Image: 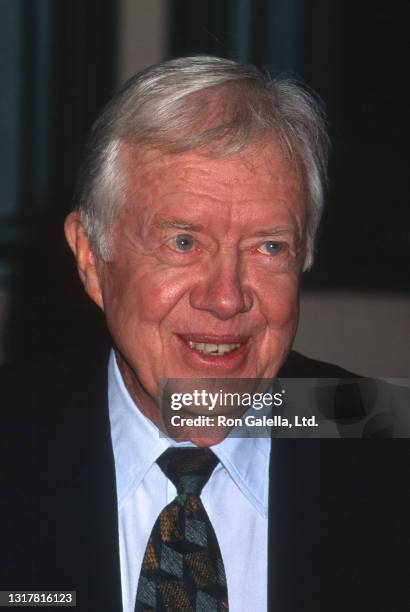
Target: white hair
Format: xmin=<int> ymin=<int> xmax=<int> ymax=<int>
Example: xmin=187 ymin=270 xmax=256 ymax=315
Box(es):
xmin=75 ymin=55 xmax=329 ymax=269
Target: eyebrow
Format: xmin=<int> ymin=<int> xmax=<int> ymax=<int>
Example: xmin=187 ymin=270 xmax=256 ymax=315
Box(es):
xmin=153 ymin=217 xmax=205 ymax=232
xmin=153 ymin=218 xmax=300 ymax=243
xmin=252 ymin=228 xmax=298 ymax=239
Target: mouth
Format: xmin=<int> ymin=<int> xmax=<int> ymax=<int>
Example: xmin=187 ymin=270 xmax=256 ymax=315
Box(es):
xmin=177 ymin=334 xmax=250 ymax=370
xmin=186 ymin=340 xmax=241 ymax=356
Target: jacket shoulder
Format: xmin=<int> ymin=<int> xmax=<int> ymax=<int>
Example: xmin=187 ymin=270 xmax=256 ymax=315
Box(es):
xmin=0 ymin=348 xmax=111 ymax=468
xmin=0 ymin=348 xmax=110 ymax=411
xmin=278 ymin=350 xmax=357 ymax=378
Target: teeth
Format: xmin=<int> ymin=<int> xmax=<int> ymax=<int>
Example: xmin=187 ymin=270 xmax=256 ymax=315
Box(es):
xmin=187 ymin=341 xmax=241 ymax=355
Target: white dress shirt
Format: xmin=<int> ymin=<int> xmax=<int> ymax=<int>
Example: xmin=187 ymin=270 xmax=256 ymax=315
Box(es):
xmin=107 ymin=351 xmax=270 ymax=612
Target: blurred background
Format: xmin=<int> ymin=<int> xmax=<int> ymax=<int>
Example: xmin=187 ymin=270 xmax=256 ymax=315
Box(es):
xmin=0 ymin=0 xmax=408 ymax=377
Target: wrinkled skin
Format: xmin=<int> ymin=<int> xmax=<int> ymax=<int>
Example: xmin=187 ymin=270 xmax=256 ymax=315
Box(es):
xmin=65 ymin=142 xmax=307 ymax=443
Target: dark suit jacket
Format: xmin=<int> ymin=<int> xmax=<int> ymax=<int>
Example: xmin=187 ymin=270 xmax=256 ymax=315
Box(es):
xmin=1 ymin=349 xmax=409 ymax=611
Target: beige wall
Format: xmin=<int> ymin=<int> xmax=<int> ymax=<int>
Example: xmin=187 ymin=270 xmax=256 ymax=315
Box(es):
xmin=117 ymin=0 xmax=168 ymax=84
xmin=294 ymin=291 xmax=410 ymax=378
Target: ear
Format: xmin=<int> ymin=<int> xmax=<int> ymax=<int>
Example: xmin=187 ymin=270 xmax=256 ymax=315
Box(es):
xmin=64 ymin=211 xmax=104 ymax=310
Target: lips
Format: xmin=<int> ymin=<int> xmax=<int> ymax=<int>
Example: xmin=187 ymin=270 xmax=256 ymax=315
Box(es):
xmin=187 ymin=341 xmax=241 ymax=355
xmin=177 ymin=333 xmax=251 ymax=371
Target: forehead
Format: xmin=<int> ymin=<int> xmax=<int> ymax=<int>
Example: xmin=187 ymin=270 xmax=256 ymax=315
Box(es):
xmin=120 ymin=141 xmax=305 ymax=225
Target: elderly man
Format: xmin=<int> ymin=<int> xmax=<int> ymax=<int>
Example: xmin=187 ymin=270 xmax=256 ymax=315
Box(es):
xmin=1 ymin=56 xmax=409 ymax=612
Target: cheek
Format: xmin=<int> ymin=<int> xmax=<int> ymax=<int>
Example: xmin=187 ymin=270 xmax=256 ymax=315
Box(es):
xmin=259 ymin=276 xmax=300 ymax=330
xmin=124 ymin=269 xmax=191 ymax=325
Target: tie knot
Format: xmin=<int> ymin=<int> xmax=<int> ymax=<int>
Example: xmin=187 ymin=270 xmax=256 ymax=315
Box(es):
xmin=157 ymin=447 xmax=219 ymax=496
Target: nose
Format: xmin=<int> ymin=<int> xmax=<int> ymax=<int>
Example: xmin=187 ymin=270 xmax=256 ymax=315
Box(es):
xmin=189 ymin=252 xmax=253 ymax=320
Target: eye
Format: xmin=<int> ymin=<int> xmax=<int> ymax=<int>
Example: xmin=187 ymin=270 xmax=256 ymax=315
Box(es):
xmin=166 ymin=234 xmax=195 ymax=252
xmin=257 ymin=241 xmax=285 ymax=256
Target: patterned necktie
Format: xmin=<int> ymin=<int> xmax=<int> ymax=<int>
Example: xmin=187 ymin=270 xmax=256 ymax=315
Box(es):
xmin=135 ymin=447 xmax=229 ymax=611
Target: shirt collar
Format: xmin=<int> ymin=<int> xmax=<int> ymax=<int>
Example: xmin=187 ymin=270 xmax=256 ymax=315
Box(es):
xmin=108 ymin=350 xmax=270 ymax=517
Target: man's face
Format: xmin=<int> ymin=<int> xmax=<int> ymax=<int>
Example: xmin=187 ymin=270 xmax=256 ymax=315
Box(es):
xmin=81 ymin=142 xmax=306 ymax=419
